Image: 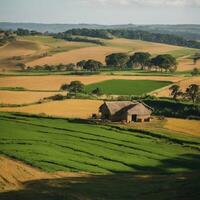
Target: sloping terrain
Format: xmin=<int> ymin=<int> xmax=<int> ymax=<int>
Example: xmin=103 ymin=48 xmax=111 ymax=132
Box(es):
xmin=0 ymin=155 xmax=86 ymax=192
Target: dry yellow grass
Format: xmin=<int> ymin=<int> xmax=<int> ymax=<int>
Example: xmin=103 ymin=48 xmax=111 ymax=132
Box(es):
xmin=0 ymin=91 xmax=65 ymax=104
xmin=27 ymin=46 xmax=125 ymax=66
xmin=0 ymin=41 xmax=36 ymax=59
xmin=0 ymin=99 xmax=103 ymax=119
xmin=105 ymin=38 xmax=182 ymax=54
xmin=177 ymin=58 xmax=200 ymax=71
xmin=0 ymin=155 xmax=87 ymax=192
xmin=153 ymin=76 xmax=200 ymax=97
xmin=164 ymin=118 xmax=200 ymax=137
xmin=0 ymin=75 xmax=184 ymax=91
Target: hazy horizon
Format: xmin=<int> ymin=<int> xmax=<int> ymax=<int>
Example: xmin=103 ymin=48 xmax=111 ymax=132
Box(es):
xmin=0 ymin=0 xmax=200 ymax=24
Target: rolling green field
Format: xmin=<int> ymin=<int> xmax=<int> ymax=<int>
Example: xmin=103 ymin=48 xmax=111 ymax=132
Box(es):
xmin=85 ymin=79 xmax=172 ymax=95
xmin=0 ymin=112 xmax=200 ymax=174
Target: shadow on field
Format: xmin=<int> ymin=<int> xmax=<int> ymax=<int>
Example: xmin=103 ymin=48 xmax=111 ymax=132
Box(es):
xmin=1 ymin=154 xmax=200 ymax=200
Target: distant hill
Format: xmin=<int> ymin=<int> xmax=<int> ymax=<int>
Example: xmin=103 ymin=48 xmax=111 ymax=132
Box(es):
xmin=0 ymin=22 xmax=200 ymax=40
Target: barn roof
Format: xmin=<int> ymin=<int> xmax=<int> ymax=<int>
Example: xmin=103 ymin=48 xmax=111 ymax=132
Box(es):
xmin=101 ymin=101 xmax=152 ymax=115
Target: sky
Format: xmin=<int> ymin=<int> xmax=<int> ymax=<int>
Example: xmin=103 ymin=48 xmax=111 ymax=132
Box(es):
xmin=0 ymin=0 xmax=200 ymax=24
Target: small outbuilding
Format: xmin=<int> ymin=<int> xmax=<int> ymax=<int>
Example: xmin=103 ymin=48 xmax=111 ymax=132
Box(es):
xmin=99 ymin=101 xmax=153 ymax=123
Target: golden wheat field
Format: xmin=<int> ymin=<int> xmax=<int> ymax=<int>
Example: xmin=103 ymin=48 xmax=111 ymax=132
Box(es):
xmin=104 ymin=38 xmax=183 ymax=53
xmin=164 ymin=118 xmax=200 ymax=137
xmin=177 ymin=58 xmax=200 ymax=71
xmin=0 ymin=99 xmax=103 ymax=119
xmin=27 ymin=46 xmax=125 ymax=66
xmin=0 ymin=75 xmax=184 ymax=91
xmin=0 ymin=91 xmax=65 ymax=104
xmin=153 ymin=76 xmax=200 ymax=97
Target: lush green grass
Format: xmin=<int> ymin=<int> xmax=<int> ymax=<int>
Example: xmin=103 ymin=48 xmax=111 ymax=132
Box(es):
xmin=0 ymin=112 xmax=199 ymax=174
xmin=85 ymin=79 xmax=172 ymax=95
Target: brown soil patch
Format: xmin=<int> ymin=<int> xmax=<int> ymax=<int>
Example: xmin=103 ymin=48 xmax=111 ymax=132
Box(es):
xmin=27 ymin=46 xmax=125 ymax=66
xmin=164 ymin=118 xmax=200 ymax=137
xmin=0 ymin=155 xmax=87 ymax=192
xmin=0 ymin=75 xmax=184 ymax=91
xmin=0 ymin=99 xmax=103 ymax=119
xmin=0 ymin=91 xmax=65 ymax=104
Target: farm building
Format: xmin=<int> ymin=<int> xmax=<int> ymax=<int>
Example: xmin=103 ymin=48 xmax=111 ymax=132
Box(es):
xmin=99 ymin=101 xmax=153 ymax=123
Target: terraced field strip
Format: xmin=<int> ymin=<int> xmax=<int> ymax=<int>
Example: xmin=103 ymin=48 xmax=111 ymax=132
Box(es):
xmin=0 ymin=91 xmax=65 ymax=104
xmin=85 ymin=79 xmax=172 ymax=95
xmin=0 ymin=99 xmax=103 ymax=118
xmin=0 ymin=75 xmax=184 ymax=91
xmin=0 ymin=112 xmax=200 ymax=174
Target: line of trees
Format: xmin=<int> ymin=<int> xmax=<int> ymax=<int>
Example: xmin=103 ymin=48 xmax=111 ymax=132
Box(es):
xmin=14 ymin=28 xmax=42 ymax=36
xmin=169 ymin=84 xmax=200 ymax=103
xmin=53 ymin=33 xmax=104 ymax=45
xmin=62 ymin=28 xmax=200 ymax=49
xmin=105 ymin=52 xmax=177 ymax=72
xmin=0 ymin=30 xmax=15 ymax=46
xmin=23 ymin=59 xmax=104 ymax=72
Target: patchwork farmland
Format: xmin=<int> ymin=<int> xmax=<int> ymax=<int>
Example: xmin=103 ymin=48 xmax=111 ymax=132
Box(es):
xmin=0 ymin=28 xmax=200 ymax=200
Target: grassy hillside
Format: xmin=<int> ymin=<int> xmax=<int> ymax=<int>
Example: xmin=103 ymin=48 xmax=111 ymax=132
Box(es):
xmin=85 ymin=80 xmax=172 ymax=95
xmin=0 ymin=112 xmax=199 ymax=174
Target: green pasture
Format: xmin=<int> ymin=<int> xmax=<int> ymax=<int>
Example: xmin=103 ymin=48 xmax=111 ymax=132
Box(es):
xmin=85 ymin=79 xmax=172 ymax=95
xmin=0 ymin=112 xmax=199 ymax=174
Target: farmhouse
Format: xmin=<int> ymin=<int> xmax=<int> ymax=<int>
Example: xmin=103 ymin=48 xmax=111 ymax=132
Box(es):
xmin=99 ymin=101 xmax=153 ymax=123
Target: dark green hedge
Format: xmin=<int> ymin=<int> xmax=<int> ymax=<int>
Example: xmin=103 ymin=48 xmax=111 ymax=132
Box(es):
xmin=143 ymin=99 xmax=200 ymax=119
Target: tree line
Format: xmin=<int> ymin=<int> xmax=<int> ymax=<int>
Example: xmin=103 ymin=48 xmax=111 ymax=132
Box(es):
xmin=63 ymin=28 xmax=200 ymax=49
xmin=105 ymin=52 xmax=177 ymax=72
xmin=0 ymin=30 xmax=15 ymax=46
xmin=21 ymin=52 xmax=177 ymax=73
xmin=53 ymin=33 xmax=104 ymax=45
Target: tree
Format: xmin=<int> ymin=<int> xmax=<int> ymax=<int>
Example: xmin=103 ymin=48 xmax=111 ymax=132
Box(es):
xmin=192 ymin=53 xmax=200 ymax=65
xmin=16 ymin=63 xmax=26 ymax=71
xmin=92 ymin=87 xmax=103 ymax=96
xmin=185 ymin=84 xmax=199 ymax=103
xmin=191 ymin=68 xmax=200 ymax=76
xmin=77 ymin=60 xmax=87 ymax=68
xmin=68 ymin=81 xmax=85 ymax=93
xmin=60 ymin=84 xmax=69 ymax=91
xmin=83 ymin=60 xmax=103 ymax=71
xmin=105 ymin=53 xmax=129 ymax=69
xmin=169 ymin=85 xmax=182 ymax=101
xmin=129 ymin=52 xmax=151 ymax=70
xmin=151 ymin=54 xmax=177 ymax=72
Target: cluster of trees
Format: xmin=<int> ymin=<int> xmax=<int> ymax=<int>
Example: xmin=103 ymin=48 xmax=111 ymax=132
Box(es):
xmin=0 ymin=30 xmax=15 ymax=46
xmin=60 ymin=81 xmax=102 ymax=96
xmin=24 ymin=63 xmax=77 ymax=72
xmin=14 ymin=28 xmax=42 ymax=36
xmin=22 ymin=59 xmax=104 ymax=72
xmin=62 ymin=28 xmax=200 ymax=49
xmin=191 ymin=68 xmax=200 ymax=76
xmin=106 ymin=52 xmax=177 ymax=72
xmin=64 ymin=29 xmax=113 ymax=39
xmin=193 ymin=53 xmax=200 ymax=65
xmin=54 ymin=33 xmax=104 ymax=45
xmin=169 ymin=84 xmax=200 ymax=103
xmin=77 ymin=60 xmax=103 ymax=71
